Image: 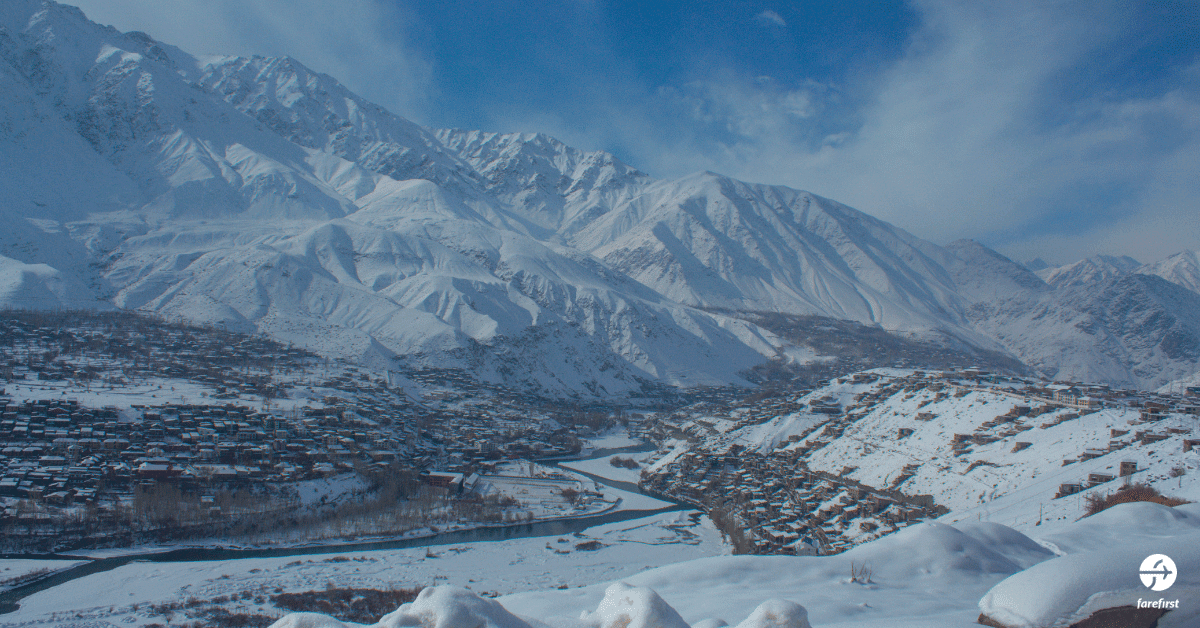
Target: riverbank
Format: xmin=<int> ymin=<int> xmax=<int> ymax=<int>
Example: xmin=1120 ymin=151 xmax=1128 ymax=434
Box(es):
xmin=0 ymin=439 xmax=707 ymax=619
xmin=0 ymin=508 xmax=728 ymax=627
xmin=3 ymin=445 xmax=670 ymax=563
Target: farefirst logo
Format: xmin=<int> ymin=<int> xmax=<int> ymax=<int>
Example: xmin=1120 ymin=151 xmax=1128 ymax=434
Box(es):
xmin=1136 ymin=598 xmax=1180 ymax=610
xmin=1139 ymin=554 xmax=1177 ymax=591
xmin=1137 ymin=554 xmax=1180 ymax=611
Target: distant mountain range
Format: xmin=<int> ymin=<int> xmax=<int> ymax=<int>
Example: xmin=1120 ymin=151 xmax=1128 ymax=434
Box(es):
xmin=1 ymin=0 xmax=1198 ymax=394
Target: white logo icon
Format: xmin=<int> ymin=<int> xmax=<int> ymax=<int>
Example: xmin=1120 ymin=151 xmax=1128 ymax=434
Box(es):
xmin=1140 ymin=554 xmax=1177 ymax=591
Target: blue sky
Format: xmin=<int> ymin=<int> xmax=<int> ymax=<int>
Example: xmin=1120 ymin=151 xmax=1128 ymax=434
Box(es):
xmin=66 ymin=0 xmax=1200 ymax=265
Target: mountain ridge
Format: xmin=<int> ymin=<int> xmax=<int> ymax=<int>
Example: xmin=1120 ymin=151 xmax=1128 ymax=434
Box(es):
xmin=1 ymin=0 xmax=1197 ymax=394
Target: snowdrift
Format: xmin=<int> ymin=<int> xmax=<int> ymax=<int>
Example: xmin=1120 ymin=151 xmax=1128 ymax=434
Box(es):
xmin=268 ymin=504 xmax=1199 ymax=628
xmin=979 ymin=504 xmax=1200 ymax=628
xmin=269 ymin=584 xmax=809 ymax=628
xmin=269 ymin=587 xmax=534 ymax=628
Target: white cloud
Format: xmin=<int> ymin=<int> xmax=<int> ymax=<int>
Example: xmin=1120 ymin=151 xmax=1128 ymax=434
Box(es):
xmin=756 ymin=10 xmax=786 ymax=28
xmin=629 ymin=0 xmax=1200 ymax=263
xmin=63 ymin=0 xmax=435 ymax=121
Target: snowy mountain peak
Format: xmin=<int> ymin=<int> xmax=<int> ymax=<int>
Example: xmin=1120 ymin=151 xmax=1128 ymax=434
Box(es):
xmin=197 ymin=54 xmax=485 ymax=199
xmin=434 ymin=128 xmax=650 ymax=235
xmin=1036 ymin=254 xmax=1141 ymax=288
xmin=1138 ymin=249 xmax=1200 ymax=295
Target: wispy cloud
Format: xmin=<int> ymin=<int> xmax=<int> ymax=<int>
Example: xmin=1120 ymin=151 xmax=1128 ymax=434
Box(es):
xmin=620 ymin=0 xmax=1200 ymax=263
xmin=756 ymin=10 xmax=786 ymax=28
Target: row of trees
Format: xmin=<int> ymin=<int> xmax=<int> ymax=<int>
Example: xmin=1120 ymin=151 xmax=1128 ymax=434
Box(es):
xmin=2 ymin=467 xmax=532 ymax=551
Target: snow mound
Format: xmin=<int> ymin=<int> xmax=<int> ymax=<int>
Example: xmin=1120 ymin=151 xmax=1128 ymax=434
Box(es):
xmin=376 ymin=587 xmax=533 ymax=628
xmin=954 ymin=522 xmax=1057 ymax=570
xmin=269 ymin=612 xmax=356 ymax=628
xmin=1036 ymin=502 xmax=1200 ymax=556
xmin=839 ymin=520 xmax=1036 ymax=578
xmin=731 ymin=599 xmax=810 ymax=628
xmin=269 ymin=587 xmax=532 ymax=628
xmin=579 ymin=582 xmax=690 ymax=628
xmin=978 ymin=532 xmax=1200 ymax=628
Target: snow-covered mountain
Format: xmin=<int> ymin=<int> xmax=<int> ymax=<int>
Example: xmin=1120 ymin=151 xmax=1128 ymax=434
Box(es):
xmin=1035 ymin=250 xmax=1200 ymax=298
xmin=949 ymin=244 xmax=1200 ymax=389
xmin=2 ymin=0 xmax=1198 ymax=394
xmin=1035 ymin=255 xmax=1141 ymax=289
xmin=1139 ymin=249 xmax=1200 ymax=295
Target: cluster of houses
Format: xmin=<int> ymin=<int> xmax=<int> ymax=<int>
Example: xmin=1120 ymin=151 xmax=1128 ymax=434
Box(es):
xmin=0 ymin=389 xmax=591 ymax=509
xmin=0 ymin=310 xmax=317 ymax=401
xmin=638 ymin=366 xmax=1200 ymax=554
xmin=0 ymin=376 xmax=602 ymax=543
xmin=0 ymin=311 xmax=613 ymax=534
xmin=0 ymin=397 xmax=394 ymax=506
xmin=640 ymin=444 xmax=943 ymax=555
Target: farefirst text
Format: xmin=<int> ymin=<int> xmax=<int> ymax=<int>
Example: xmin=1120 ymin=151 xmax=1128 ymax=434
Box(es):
xmin=1137 ymin=598 xmax=1180 ymax=609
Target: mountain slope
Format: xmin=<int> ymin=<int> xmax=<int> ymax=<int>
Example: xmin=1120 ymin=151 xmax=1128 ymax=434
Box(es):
xmin=576 ymin=174 xmax=977 ymax=337
xmin=973 ymin=273 xmax=1200 ymax=388
xmin=434 ymin=129 xmax=651 ymax=239
xmin=941 ymin=241 xmax=1200 ymax=388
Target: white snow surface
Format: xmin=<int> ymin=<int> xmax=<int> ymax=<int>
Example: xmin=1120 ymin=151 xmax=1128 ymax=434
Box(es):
xmin=559 ymin=453 xmax=652 ymax=486
xmin=267 ymin=587 xmax=534 ymax=628
xmin=258 ymin=504 xmax=1197 ymax=628
xmin=979 ymin=504 xmax=1200 ymax=628
xmin=733 ymin=599 xmax=810 ymax=628
xmin=1138 ymin=250 xmax=1200 ymax=294
xmin=580 ymin=582 xmax=691 ymax=628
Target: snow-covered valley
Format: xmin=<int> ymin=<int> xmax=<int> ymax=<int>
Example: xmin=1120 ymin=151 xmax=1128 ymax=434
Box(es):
xmin=3 ymin=467 xmax=1197 ymax=628
xmin=0 ymin=355 xmax=1198 ymax=626
xmin=3 ymin=1 xmax=1200 ymax=627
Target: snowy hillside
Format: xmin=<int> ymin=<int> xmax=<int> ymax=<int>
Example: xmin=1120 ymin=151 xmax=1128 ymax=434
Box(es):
xmin=2 ymin=0 xmax=1199 ymax=394
xmin=651 ymin=368 xmax=1200 ymax=537
xmin=975 ymin=275 xmax=1200 ymax=388
xmin=434 ymin=129 xmax=651 ymax=238
xmin=577 ymin=174 xmax=985 ymax=338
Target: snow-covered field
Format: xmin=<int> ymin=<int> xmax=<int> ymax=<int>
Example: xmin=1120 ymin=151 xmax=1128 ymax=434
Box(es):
xmin=0 ymin=511 xmax=725 ymax=627
xmin=0 ymin=559 xmax=87 ymax=592
xmin=559 ymin=453 xmax=653 ymax=485
xmin=7 ymin=501 xmax=1198 ymax=628
xmin=254 ymin=501 xmax=1200 ymax=628
xmin=486 ymin=461 xmax=671 ymax=517
xmin=584 ymin=430 xmax=646 ymax=451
